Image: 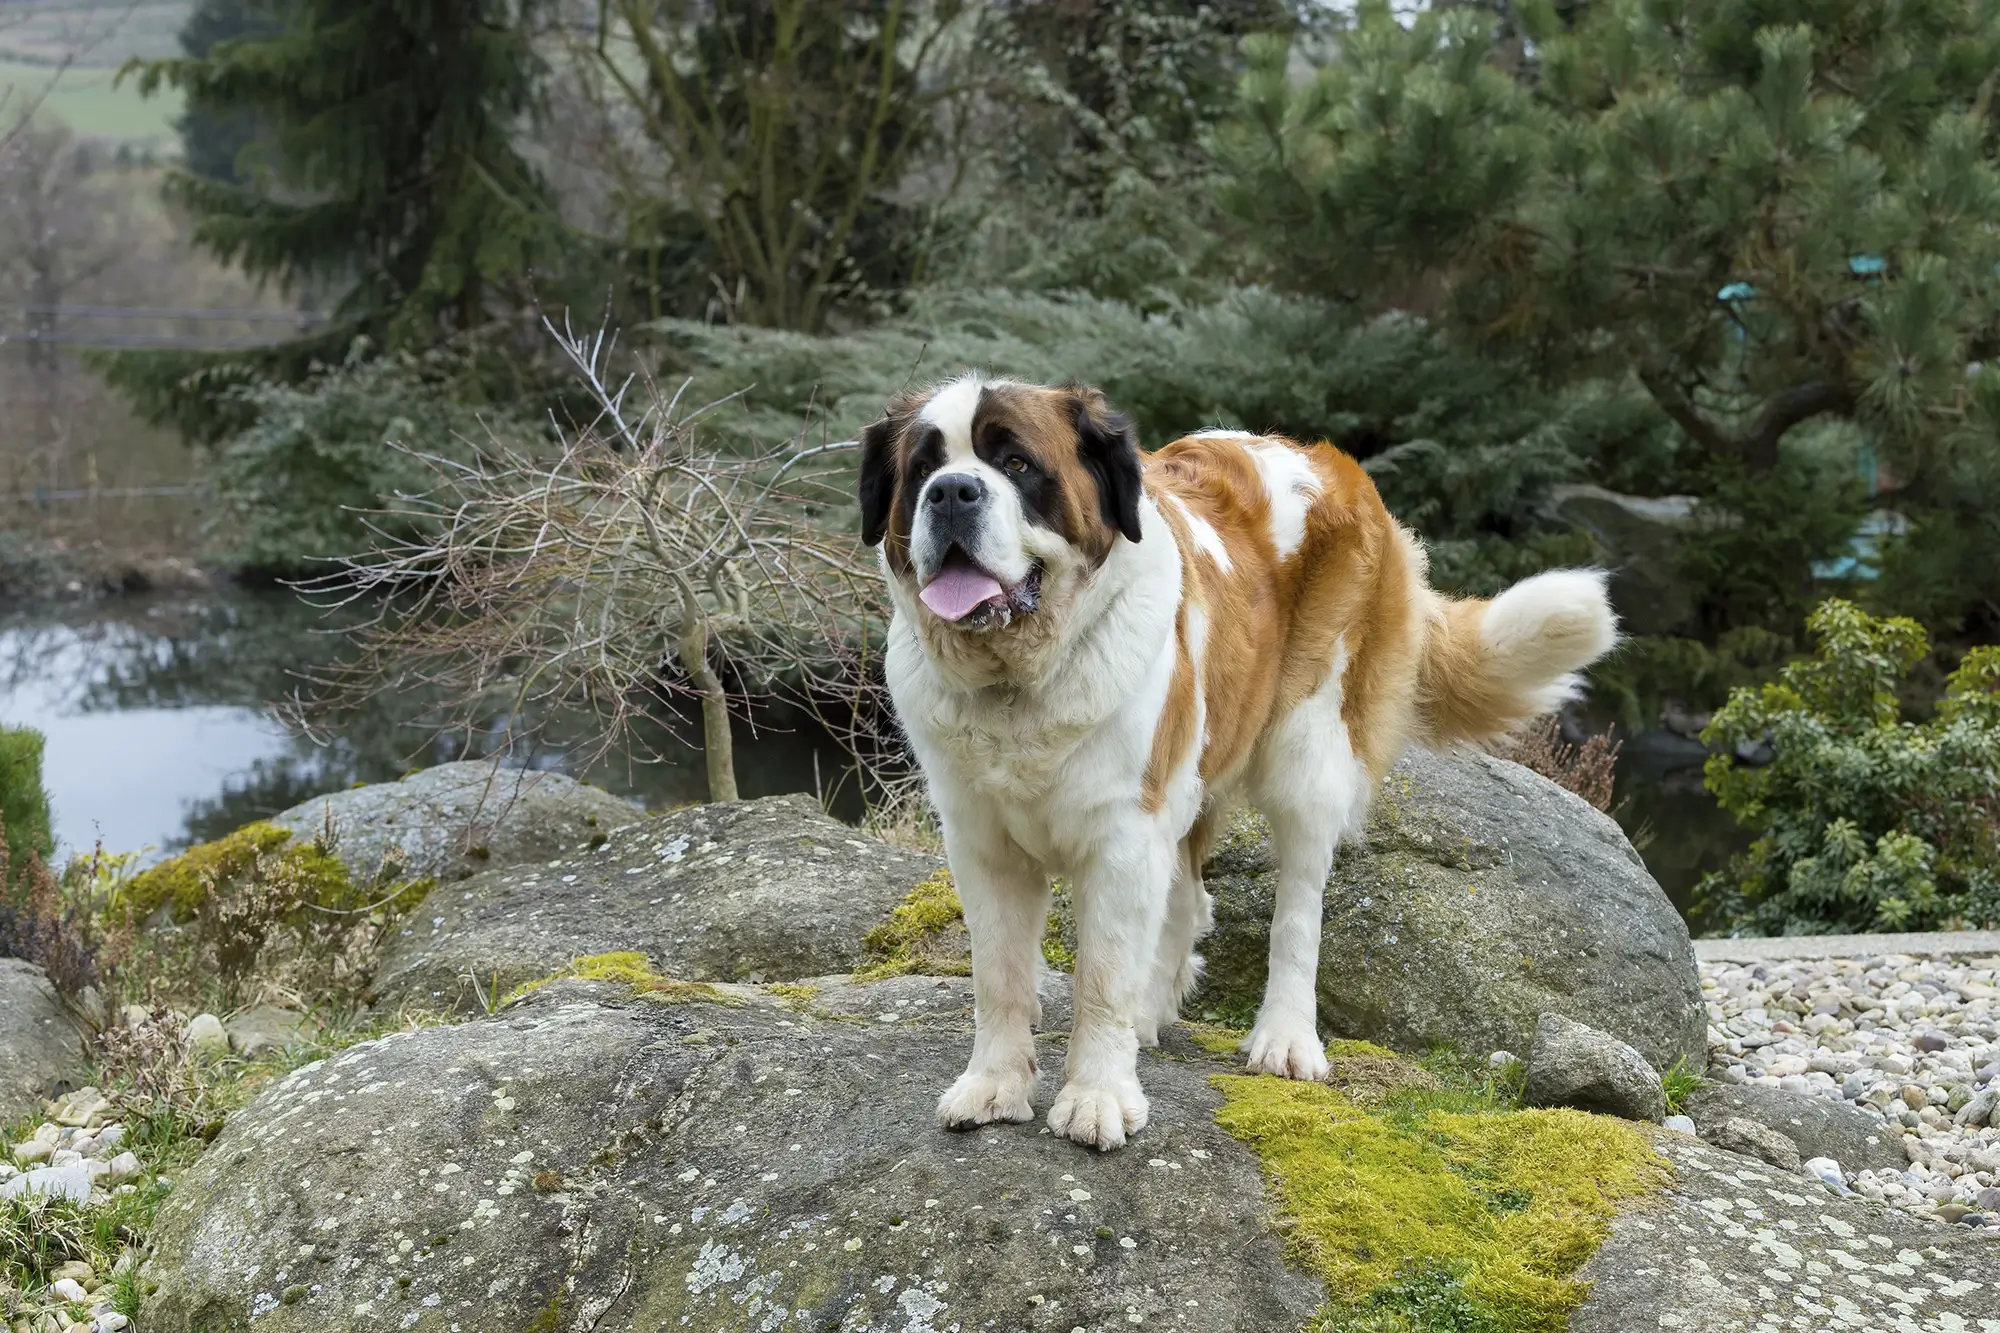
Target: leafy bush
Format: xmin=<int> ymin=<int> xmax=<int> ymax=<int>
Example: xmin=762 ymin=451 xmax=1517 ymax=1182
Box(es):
xmin=209 ymin=345 xmax=538 ymax=575
xmin=0 ymin=725 xmax=53 ymax=873
xmin=1697 ymin=600 xmax=2000 ymax=935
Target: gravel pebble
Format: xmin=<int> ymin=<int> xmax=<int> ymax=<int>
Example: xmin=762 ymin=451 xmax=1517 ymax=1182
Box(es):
xmin=1704 ymin=951 xmax=2000 ymax=1226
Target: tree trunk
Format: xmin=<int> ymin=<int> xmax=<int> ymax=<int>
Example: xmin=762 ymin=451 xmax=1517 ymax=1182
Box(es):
xmin=678 ymin=622 xmax=738 ymax=803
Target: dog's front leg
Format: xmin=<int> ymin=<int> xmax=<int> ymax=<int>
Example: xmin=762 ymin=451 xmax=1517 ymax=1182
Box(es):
xmin=935 ymin=816 xmax=1051 ymax=1130
xmin=1048 ymin=824 xmax=1170 ymax=1150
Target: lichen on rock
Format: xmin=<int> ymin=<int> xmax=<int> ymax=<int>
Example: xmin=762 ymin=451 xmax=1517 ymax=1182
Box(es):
xmin=500 ymin=951 xmax=732 ymax=1008
xmin=1212 ymin=1045 xmax=1670 ymax=1332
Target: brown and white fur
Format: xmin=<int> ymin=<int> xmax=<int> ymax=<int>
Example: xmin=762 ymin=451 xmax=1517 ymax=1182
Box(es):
xmin=858 ymin=376 xmax=1617 ymax=1150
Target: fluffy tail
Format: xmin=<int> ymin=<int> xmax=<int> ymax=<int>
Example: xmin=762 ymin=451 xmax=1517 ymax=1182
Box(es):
xmin=1414 ymin=569 xmax=1618 ymax=746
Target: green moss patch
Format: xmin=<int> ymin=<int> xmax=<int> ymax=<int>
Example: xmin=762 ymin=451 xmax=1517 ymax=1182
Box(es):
xmin=855 ymin=870 xmax=1078 ymax=981
xmin=119 ymin=821 xmax=430 ymax=923
xmin=123 ymin=822 xmax=300 ymax=920
xmin=502 ymin=951 xmax=731 ymax=1008
xmin=857 ymin=868 xmax=970 ymax=980
xmin=1186 ymin=1023 xmax=1249 ymax=1056
xmin=767 ymin=983 xmax=821 ymax=1009
xmin=1214 ymin=1065 xmax=1668 ymax=1332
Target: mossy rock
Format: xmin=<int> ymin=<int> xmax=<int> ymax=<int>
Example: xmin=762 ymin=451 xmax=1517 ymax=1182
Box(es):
xmin=1197 ymin=746 xmax=1705 ymax=1074
xmin=855 ymin=868 xmax=1076 ymax=981
xmin=369 ymin=796 xmax=949 ymax=1014
xmin=1213 ymin=1065 xmax=1668 ymax=1332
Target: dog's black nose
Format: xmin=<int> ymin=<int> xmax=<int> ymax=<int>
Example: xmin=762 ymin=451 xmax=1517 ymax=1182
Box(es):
xmin=926 ymin=473 xmax=985 ymax=508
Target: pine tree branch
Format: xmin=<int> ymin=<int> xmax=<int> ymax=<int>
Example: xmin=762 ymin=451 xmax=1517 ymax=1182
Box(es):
xmin=1639 ymin=366 xmax=1853 ymax=470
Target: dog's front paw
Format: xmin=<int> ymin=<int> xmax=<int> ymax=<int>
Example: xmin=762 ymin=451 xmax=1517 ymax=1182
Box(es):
xmin=1243 ymin=1017 xmax=1330 ymax=1082
xmin=1047 ymin=1078 xmax=1148 ymax=1150
xmin=936 ymin=1069 xmax=1036 ymax=1130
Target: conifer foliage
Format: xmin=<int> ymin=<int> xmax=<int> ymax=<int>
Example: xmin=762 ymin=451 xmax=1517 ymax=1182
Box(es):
xmin=106 ymin=0 xmax=563 ymax=441
xmin=1217 ymin=0 xmax=2000 ymax=641
xmin=1221 ymin=0 xmax=2000 ymax=479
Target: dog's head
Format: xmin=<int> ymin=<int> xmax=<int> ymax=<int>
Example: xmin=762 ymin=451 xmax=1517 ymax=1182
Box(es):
xmin=858 ymin=375 xmax=1144 ymax=637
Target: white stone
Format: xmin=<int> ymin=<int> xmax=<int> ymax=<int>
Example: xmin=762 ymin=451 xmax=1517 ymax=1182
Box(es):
xmin=186 ymin=1012 xmax=230 ymax=1055
xmin=0 ymin=1160 xmax=91 ymax=1203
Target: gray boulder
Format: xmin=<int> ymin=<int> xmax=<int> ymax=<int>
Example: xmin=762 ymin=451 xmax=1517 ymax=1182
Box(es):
xmin=1545 ymin=483 xmax=1701 ymax=636
xmin=1198 ymin=745 xmax=1705 ymax=1073
xmin=271 ymin=761 xmax=645 ymax=885
xmin=0 ymin=958 xmax=88 ymax=1123
xmin=1685 ymin=1082 xmax=1906 ymax=1174
xmin=140 ymin=978 xmax=1321 ymax=1333
xmin=1698 ymin=1115 xmax=1802 ymax=1172
xmin=1523 ymin=1013 xmax=1667 ymax=1122
xmin=1571 ymin=1132 xmax=2000 ymax=1331
xmin=370 ymin=795 xmax=944 ymax=1013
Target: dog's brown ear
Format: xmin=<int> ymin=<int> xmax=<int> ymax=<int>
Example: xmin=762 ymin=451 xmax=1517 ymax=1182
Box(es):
xmin=1071 ymin=388 xmax=1143 ymax=544
xmin=857 ymin=414 xmax=900 ymax=547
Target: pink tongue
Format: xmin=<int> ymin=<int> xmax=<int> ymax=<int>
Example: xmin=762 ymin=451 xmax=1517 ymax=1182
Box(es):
xmin=920 ymin=564 xmax=1005 ymax=621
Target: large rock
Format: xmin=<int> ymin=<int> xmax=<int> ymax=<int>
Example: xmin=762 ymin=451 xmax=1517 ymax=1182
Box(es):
xmin=1570 ymin=1132 xmax=2000 ymax=1331
xmin=271 ymin=761 xmax=645 ymax=885
xmin=1545 ymin=483 xmax=1701 ymax=636
xmin=140 ymin=977 xmax=1321 ymax=1333
xmin=1684 ymin=1082 xmax=1906 ymax=1174
xmin=0 ymin=958 xmax=89 ymax=1123
xmin=1199 ymin=745 xmax=1705 ymax=1073
xmin=370 ymin=796 xmax=943 ymax=1012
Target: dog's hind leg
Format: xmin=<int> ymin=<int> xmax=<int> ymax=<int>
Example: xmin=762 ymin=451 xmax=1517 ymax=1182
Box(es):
xmin=1137 ymin=816 xmax=1219 ymax=1046
xmin=934 ymin=812 xmax=1052 ymax=1130
xmin=1243 ymin=671 xmax=1370 ymax=1082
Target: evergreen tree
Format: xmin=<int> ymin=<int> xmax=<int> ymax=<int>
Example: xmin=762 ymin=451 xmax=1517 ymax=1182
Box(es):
xmin=174 ymin=0 xmax=285 ymax=184
xmin=106 ymin=0 xmax=565 ymax=443
xmin=1217 ymin=0 xmax=2000 ymax=636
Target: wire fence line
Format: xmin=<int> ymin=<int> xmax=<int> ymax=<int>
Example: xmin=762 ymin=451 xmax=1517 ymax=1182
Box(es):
xmin=0 ymin=304 xmax=329 ymax=351
xmin=1 ymin=484 xmax=207 ymax=504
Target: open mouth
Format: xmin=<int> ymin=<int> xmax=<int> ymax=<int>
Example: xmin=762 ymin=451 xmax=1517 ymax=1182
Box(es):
xmin=918 ymin=547 xmax=1042 ymax=628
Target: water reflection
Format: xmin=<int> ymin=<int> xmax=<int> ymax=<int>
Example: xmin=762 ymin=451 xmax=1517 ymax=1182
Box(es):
xmin=0 ymin=589 xmax=864 ymax=861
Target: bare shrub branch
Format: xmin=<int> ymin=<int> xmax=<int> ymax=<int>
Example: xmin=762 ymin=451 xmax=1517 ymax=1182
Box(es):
xmin=1495 ymin=716 xmax=1622 ymax=812
xmin=296 ymin=315 xmax=891 ymax=805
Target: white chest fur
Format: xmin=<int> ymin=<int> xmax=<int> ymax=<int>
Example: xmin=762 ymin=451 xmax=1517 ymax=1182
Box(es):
xmin=885 ymin=504 xmax=1183 ymax=868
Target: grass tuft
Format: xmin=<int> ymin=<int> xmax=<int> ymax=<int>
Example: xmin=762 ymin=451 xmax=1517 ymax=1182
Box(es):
xmin=1660 ymin=1058 xmax=1701 ymax=1117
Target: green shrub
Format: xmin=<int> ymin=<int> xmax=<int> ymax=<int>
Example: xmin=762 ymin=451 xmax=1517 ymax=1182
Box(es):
xmin=1697 ymin=600 xmax=2000 ymax=935
xmin=0 ymin=725 xmax=53 ymax=874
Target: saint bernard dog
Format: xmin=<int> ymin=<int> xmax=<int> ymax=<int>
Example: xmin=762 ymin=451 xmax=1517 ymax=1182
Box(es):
xmin=858 ymin=375 xmax=1617 ymax=1150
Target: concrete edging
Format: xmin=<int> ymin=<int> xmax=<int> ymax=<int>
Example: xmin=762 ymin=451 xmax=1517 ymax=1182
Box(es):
xmin=1694 ymin=931 xmax=2000 ymax=964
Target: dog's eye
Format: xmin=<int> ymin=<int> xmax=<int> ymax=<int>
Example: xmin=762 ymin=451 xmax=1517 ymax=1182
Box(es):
xmin=1004 ymin=456 xmax=1030 ymax=475
xmin=912 ymin=459 xmax=935 ymax=480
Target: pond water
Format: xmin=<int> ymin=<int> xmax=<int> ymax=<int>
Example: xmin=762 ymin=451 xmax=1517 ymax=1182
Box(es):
xmin=0 ymin=588 xmax=861 ymax=862
xmin=0 ymin=589 xmax=1742 ymax=919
